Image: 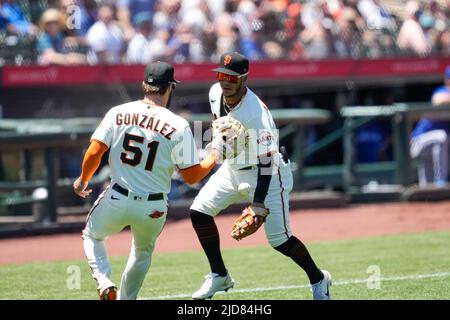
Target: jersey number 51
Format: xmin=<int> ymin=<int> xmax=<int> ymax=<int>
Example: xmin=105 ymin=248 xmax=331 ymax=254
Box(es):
xmin=120 ymin=133 xmax=159 ymax=171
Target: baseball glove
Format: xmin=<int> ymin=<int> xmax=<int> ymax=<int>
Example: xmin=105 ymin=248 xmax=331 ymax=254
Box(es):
xmin=230 ymin=205 xmax=270 ymax=241
xmin=210 ymin=116 xmax=248 ymax=160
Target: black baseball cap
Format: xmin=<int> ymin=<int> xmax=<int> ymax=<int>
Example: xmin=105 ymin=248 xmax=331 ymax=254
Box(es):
xmin=212 ymin=52 xmax=249 ymax=76
xmin=144 ymin=61 xmax=180 ymax=85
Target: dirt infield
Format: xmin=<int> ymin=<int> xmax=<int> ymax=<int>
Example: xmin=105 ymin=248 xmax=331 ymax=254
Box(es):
xmin=1 ymin=200 xmax=450 ymax=265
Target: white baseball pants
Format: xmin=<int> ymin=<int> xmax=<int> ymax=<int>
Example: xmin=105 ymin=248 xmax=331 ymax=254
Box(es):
xmin=190 ymin=159 xmax=294 ymax=247
xmin=82 ymin=183 xmax=167 ymax=300
xmin=410 ymin=130 xmax=449 ymax=186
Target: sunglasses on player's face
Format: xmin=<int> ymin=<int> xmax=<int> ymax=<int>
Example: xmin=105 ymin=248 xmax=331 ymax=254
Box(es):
xmin=216 ymin=72 xmax=247 ymax=83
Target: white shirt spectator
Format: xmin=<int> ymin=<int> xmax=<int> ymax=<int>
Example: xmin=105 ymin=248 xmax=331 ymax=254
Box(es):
xmin=179 ymin=0 xmax=225 ymax=21
xmin=86 ymin=21 xmax=124 ymax=64
xmin=127 ymin=30 xmax=168 ymax=64
xmin=127 ymin=33 xmax=149 ymax=63
xmin=301 ymin=2 xmax=324 ymax=29
xmin=144 ymin=35 xmax=168 ymax=62
xmin=397 ymin=19 xmax=431 ymax=56
xmin=358 ymin=0 xmax=396 ymax=30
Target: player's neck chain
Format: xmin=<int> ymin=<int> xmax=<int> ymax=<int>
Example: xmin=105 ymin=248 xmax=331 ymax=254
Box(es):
xmin=223 ymin=98 xmax=243 ymax=114
xmin=223 ymin=99 xmax=234 ymax=114
xmin=223 ymin=92 xmax=246 ymax=114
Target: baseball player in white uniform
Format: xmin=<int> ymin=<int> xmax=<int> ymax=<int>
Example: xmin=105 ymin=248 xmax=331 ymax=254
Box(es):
xmin=73 ymin=61 xmax=220 ymax=300
xmin=189 ymin=52 xmax=332 ymax=300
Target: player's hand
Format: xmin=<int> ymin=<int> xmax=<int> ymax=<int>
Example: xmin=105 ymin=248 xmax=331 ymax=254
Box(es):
xmin=249 ymin=204 xmax=269 ymax=225
xmin=230 ymin=204 xmax=269 ymax=241
xmin=73 ymin=177 xmax=92 ymax=198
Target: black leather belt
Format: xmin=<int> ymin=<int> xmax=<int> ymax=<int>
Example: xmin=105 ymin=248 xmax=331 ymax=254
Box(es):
xmin=112 ymin=183 xmax=164 ymax=201
xmin=238 ymin=165 xmax=258 ymax=170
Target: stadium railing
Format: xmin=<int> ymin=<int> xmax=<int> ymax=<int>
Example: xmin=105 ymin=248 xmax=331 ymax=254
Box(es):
xmin=0 ymin=109 xmax=331 ymax=225
xmin=340 ymin=102 xmax=450 ymax=201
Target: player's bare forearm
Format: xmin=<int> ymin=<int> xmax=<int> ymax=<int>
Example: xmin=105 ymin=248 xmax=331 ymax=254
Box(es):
xmin=179 ymin=151 xmax=219 ymax=184
xmin=73 ymin=140 xmax=108 ymax=198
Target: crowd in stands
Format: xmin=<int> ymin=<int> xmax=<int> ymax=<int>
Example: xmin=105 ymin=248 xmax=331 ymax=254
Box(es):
xmin=0 ymin=0 xmax=449 ymax=66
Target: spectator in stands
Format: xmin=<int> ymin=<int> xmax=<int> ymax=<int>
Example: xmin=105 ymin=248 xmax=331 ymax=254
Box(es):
xmin=151 ymin=0 xmax=180 ymax=33
xmin=0 ymin=4 xmax=13 ymax=32
xmin=283 ymin=1 xmax=303 ymax=60
xmin=117 ymin=0 xmax=157 ymax=41
xmin=212 ymin=0 xmax=239 ymax=57
xmin=300 ymin=20 xmax=337 ymax=59
xmin=230 ymin=0 xmax=258 ymax=58
xmin=86 ymin=4 xmax=125 ymax=64
xmin=258 ymin=7 xmax=286 ymax=60
xmin=126 ymin=11 xmax=153 ymax=63
xmin=410 ymin=66 xmax=450 ymax=187
xmin=0 ymin=0 xmax=38 ymax=36
xmin=427 ymin=0 xmax=448 ymax=34
xmin=335 ymin=7 xmax=364 ymax=58
xmin=126 ymin=11 xmax=168 ymax=64
xmin=397 ymin=0 xmax=431 ymax=56
xmin=58 ymin=0 xmax=97 ymax=37
xmin=300 ymin=0 xmax=322 ymax=30
xmin=165 ymin=22 xmax=194 ymax=63
xmin=426 ymin=1 xmax=449 ymax=56
xmin=239 ymin=17 xmax=267 ymax=60
xmin=357 ymin=0 xmax=396 ymax=30
xmin=144 ymin=28 xmax=170 ymax=61
xmin=178 ymin=0 xmax=214 ymax=62
xmin=37 ymin=8 xmax=87 ymax=65
xmin=436 ymin=30 xmax=450 ymax=56
xmin=2 ymin=0 xmax=450 ymax=65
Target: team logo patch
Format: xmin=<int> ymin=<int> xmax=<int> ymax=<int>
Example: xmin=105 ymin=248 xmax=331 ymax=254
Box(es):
xmin=149 ymin=211 xmax=165 ymax=219
xmin=257 ymin=130 xmax=274 ymax=146
xmin=223 ymin=55 xmax=232 ymax=66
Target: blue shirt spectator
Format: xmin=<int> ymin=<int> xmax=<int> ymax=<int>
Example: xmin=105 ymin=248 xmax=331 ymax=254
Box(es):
xmin=1 ymin=8 xmax=11 ymax=30
xmin=74 ymin=3 xmax=97 ymax=37
xmin=240 ymin=37 xmax=266 ymax=60
xmin=117 ymin=0 xmax=157 ymax=19
xmin=117 ymin=0 xmax=157 ymax=41
xmin=1 ymin=0 xmax=34 ymax=35
xmin=37 ymin=9 xmax=86 ymax=65
xmin=37 ymin=32 xmax=66 ymax=54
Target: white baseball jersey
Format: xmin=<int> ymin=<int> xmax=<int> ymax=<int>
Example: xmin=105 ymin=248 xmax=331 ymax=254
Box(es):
xmin=92 ymin=100 xmax=199 ymax=194
xmin=84 ymin=100 xmax=199 ymax=300
xmin=208 ymin=83 xmax=281 ymax=170
xmin=191 ymin=83 xmax=294 ymax=247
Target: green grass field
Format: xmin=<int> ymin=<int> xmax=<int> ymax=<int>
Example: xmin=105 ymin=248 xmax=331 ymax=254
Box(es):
xmin=1 ymin=230 xmax=450 ymax=300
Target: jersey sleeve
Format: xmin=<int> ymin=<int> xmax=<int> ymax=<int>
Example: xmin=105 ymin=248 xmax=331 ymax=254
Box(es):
xmin=247 ymin=107 xmax=278 ymax=205
xmin=171 ymin=124 xmax=200 ymax=169
xmin=247 ymin=109 xmax=279 ymax=158
xmin=209 ymin=83 xmax=222 ymax=118
xmin=91 ymin=109 xmax=115 ymax=148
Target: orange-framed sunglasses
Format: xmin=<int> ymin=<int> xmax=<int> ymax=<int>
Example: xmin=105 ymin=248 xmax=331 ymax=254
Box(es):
xmin=216 ymin=72 xmax=247 ymax=83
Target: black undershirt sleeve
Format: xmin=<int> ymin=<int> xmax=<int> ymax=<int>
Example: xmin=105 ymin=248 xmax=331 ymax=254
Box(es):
xmin=253 ymin=153 xmax=273 ymax=205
